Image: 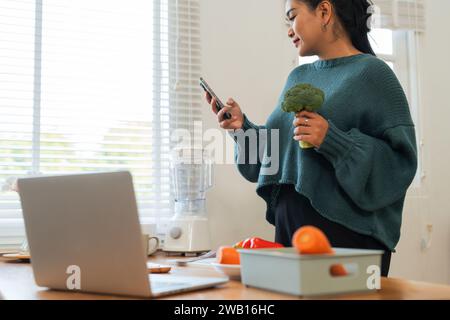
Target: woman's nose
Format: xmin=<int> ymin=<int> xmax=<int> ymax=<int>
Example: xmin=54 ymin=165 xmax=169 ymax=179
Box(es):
xmin=287 ymin=27 xmax=295 ymax=38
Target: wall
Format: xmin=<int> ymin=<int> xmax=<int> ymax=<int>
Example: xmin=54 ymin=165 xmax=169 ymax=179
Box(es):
xmin=200 ymin=0 xmax=450 ymax=285
xmin=200 ymin=0 xmax=296 ymax=247
xmin=388 ymin=0 xmax=450 ymax=284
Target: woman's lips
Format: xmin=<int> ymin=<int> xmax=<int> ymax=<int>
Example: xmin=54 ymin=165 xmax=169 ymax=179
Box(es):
xmin=294 ymin=39 xmax=300 ymax=47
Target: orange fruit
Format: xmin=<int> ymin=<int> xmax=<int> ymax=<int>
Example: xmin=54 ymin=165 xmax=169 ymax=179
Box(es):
xmin=217 ymin=246 xmax=240 ymax=265
xmin=292 ymin=226 xmax=333 ymax=254
xmin=292 ymin=226 xmax=348 ymax=276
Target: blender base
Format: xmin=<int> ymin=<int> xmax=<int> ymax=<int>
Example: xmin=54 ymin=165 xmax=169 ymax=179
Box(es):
xmin=163 ymin=217 xmax=212 ymax=253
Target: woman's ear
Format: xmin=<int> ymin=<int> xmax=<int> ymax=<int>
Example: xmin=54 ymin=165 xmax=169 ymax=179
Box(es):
xmin=317 ymin=1 xmax=333 ymax=28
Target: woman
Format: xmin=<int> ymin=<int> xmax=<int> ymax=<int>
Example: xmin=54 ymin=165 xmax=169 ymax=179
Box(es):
xmin=206 ymin=0 xmax=418 ymax=277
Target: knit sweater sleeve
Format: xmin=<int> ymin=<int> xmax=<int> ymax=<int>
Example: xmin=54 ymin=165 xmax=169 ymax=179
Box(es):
xmin=315 ymin=121 xmax=418 ymax=212
xmin=228 ymin=114 xmax=266 ymax=183
xmin=229 ymin=68 xmax=302 ymax=183
xmin=315 ymin=58 xmax=418 ymax=212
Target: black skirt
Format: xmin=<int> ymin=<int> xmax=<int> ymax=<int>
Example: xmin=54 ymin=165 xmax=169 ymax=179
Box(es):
xmin=274 ymin=184 xmax=392 ymax=277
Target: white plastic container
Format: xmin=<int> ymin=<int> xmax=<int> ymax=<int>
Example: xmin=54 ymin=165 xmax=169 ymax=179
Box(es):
xmin=238 ymin=247 xmax=383 ymax=297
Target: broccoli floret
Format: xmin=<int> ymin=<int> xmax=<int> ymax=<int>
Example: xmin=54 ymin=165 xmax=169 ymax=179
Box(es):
xmin=281 ymin=83 xmax=325 ymax=113
xmin=281 ymin=83 xmax=325 ymax=149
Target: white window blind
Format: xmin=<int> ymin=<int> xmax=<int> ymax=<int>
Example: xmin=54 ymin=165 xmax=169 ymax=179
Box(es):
xmin=0 ymin=0 xmax=202 ymax=247
xmin=371 ymin=0 xmax=426 ymax=32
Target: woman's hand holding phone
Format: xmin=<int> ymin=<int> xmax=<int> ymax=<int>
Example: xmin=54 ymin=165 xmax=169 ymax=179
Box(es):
xmin=205 ymin=92 xmax=244 ymax=130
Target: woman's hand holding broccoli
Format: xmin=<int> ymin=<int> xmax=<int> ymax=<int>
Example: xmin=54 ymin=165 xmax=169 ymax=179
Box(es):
xmin=282 ymin=83 xmax=329 ymax=149
xmin=205 ymin=92 xmax=244 ymax=130
xmin=293 ymin=110 xmax=329 ymax=148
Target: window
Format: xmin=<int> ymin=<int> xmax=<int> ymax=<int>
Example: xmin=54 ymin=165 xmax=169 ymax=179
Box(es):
xmin=0 ymin=0 xmax=202 ymax=248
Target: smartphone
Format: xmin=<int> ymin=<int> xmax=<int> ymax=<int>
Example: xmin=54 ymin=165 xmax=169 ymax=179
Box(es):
xmin=200 ymin=77 xmax=232 ymax=120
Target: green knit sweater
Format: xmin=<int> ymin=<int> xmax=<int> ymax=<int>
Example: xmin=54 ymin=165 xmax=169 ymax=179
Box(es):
xmin=230 ymin=54 xmax=418 ymax=251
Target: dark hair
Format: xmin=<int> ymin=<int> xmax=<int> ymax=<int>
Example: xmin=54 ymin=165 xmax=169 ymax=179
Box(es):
xmin=298 ymin=0 xmax=375 ymax=56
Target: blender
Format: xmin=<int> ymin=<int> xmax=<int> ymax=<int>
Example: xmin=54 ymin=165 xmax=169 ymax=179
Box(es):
xmin=163 ymin=147 xmax=213 ymax=254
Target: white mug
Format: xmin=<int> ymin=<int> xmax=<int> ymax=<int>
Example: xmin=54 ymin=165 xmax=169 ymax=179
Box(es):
xmin=141 ymin=223 xmax=159 ymax=256
xmin=142 ymin=234 xmax=160 ymax=256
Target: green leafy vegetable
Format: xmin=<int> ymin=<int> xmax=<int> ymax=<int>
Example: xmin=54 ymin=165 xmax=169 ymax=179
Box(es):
xmin=281 ymin=83 xmax=325 ymax=149
xmin=281 ymin=83 xmax=325 ymax=113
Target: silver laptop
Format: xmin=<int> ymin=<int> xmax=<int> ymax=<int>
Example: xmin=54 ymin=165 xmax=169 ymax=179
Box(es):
xmin=17 ymin=171 xmax=227 ymax=298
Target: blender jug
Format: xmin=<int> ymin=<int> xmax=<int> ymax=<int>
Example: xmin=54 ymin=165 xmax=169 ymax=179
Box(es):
xmin=163 ymin=148 xmax=213 ymax=253
xmin=170 ymin=148 xmax=213 ymax=217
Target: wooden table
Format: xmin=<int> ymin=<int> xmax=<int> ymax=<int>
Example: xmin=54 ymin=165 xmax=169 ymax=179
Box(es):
xmin=1 ymin=251 xmax=450 ymax=300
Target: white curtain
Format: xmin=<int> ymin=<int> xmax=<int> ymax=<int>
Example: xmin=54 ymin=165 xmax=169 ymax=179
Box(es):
xmin=0 ymin=0 xmax=202 ymax=248
xmin=371 ymin=0 xmax=426 ymax=32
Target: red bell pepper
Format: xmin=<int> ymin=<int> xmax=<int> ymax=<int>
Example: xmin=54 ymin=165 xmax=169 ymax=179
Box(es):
xmin=234 ymin=237 xmax=284 ymax=249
